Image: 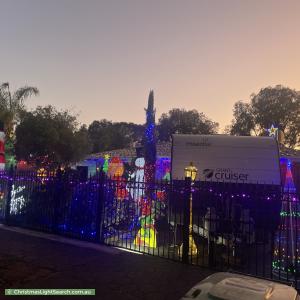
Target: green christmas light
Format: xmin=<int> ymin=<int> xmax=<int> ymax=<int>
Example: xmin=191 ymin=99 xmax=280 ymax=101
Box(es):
xmin=280 ymin=211 xmax=300 ymax=217
xmin=102 ymin=154 xmax=110 ymax=173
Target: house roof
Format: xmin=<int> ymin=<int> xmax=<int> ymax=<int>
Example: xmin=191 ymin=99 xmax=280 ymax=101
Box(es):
xmin=87 ymin=141 xmax=171 ymax=161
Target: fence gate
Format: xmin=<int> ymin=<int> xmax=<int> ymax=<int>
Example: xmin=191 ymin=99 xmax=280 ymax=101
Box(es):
xmin=101 ymin=177 xmax=297 ymax=286
xmin=102 ymin=178 xmax=176 ymax=259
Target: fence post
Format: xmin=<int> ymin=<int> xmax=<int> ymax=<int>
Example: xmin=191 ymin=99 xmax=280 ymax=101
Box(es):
xmin=182 ymin=177 xmax=191 ymax=263
xmin=208 ymin=235 xmax=215 ymax=268
xmin=4 ymin=166 xmax=14 ymax=225
xmin=52 ymin=167 xmax=63 ymax=233
xmin=96 ymin=171 xmax=105 ymax=243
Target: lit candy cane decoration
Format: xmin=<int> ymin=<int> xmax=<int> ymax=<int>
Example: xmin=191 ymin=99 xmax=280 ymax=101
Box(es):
xmin=0 ymin=123 xmax=5 ymax=171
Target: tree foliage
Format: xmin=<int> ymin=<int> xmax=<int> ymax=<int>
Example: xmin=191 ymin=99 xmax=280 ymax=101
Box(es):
xmin=157 ymin=108 xmax=219 ymax=141
xmin=15 ymin=106 xmax=91 ymax=166
xmin=229 ymin=85 xmax=300 ymax=148
xmin=230 ymin=101 xmax=255 ymax=136
xmin=88 ymin=120 xmax=144 ymax=153
xmin=87 ymin=108 xmax=219 ymax=152
xmin=0 ymin=82 xmax=39 ymax=168
xmin=0 ymin=82 xmax=39 ymax=134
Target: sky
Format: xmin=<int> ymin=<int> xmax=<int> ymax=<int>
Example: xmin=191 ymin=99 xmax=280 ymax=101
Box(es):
xmin=1 ymin=0 xmax=300 ymax=131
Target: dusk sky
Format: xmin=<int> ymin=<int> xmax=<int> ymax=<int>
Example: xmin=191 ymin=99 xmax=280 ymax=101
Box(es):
xmin=1 ymin=0 xmax=300 ymax=131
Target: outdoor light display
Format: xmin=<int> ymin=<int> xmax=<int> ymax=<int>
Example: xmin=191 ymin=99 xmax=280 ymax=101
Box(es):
xmin=107 ymin=156 xmax=124 ymax=178
xmin=65 ymin=180 xmax=98 ymax=239
xmin=156 ymin=157 xmax=171 ymax=181
xmin=5 ymin=136 xmax=16 ymax=169
xmin=268 ymin=124 xmax=279 ymax=138
xmin=273 ymin=158 xmax=300 ymax=278
xmin=10 ymin=184 xmax=26 ymax=215
xmin=37 ymin=167 xmax=48 ymax=185
xmin=0 ymin=127 xmax=5 ymax=171
xmin=134 ymin=91 xmax=157 ymax=248
xmin=17 ymin=160 xmax=29 ymax=170
xmin=102 ymin=154 xmax=110 ymax=173
xmin=107 ymin=156 xmax=128 ymax=200
xmin=143 ymin=91 xmax=156 ymax=186
xmin=101 ymin=156 xmax=132 ymax=235
xmin=267 ymin=124 xmax=285 ymax=144
xmin=0 ymin=182 xmax=5 ymax=219
xmin=98 ymin=153 xmax=169 ymax=247
xmin=129 ymin=157 xmax=145 ymax=204
xmin=134 ymin=196 xmax=157 ymax=248
xmin=25 ymin=154 xmax=54 ymax=171
xmin=99 ymin=156 xmax=170 ymax=182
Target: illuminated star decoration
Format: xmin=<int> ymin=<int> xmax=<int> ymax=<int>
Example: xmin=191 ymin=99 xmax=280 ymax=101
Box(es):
xmin=267 ymin=124 xmax=278 ymax=138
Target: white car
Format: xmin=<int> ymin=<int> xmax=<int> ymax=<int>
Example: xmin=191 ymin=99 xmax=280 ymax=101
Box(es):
xmin=181 ymin=272 xmax=299 ymax=300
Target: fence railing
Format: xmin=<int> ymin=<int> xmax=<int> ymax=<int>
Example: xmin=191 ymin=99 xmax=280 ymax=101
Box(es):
xmin=0 ymin=169 xmax=299 ymax=288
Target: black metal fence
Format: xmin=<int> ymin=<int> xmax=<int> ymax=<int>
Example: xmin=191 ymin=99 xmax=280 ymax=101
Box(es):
xmin=0 ymin=169 xmax=102 ymax=241
xmin=0 ymin=169 xmax=299 ymax=288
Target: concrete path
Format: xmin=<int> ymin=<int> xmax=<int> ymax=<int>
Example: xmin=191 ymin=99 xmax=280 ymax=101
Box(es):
xmin=0 ymin=225 xmax=212 ymax=299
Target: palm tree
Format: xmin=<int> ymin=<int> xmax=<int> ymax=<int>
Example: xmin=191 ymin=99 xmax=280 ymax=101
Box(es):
xmin=0 ymin=82 xmax=39 ymax=167
xmin=0 ymin=82 xmax=39 ymax=136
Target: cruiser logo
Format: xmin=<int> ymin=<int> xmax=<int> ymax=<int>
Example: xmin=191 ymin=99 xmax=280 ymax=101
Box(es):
xmin=203 ymin=169 xmax=214 ymax=179
xmin=202 ymin=168 xmax=249 ymax=182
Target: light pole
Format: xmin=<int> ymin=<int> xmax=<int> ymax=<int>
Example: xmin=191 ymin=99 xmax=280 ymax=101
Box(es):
xmin=180 ymin=162 xmax=198 ymax=258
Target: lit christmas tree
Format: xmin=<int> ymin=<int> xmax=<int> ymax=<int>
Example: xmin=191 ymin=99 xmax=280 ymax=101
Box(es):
xmin=102 ymin=154 xmax=110 ymax=174
xmin=0 ymin=121 xmax=5 ymax=171
xmin=5 ymin=137 xmax=16 ymax=169
xmin=144 ymin=90 xmax=156 ymax=186
xmin=134 ymin=90 xmax=157 ymax=248
xmin=273 ymin=158 xmax=300 ymax=279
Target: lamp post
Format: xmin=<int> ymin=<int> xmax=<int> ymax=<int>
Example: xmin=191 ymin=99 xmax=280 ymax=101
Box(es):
xmin=180 ymin=162 xmax=198 ymax=260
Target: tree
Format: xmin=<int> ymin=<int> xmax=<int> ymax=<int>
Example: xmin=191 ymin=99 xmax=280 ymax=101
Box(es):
xmin=143 ymin=90 xmax=156 ymax=184
xmin=229 ymin=85 xmax=300 ymax=148
xmin=157 ymin=108 xmax=219 ymax=141
xmin=0 ymin=82 xmax=39 ymax=167
xmin=15 ymin=106 xmax=90 ymax=167
xmin=0 ymin=82 xmax=39 ymax=136
xmin=230 ymin=101 xmax=255 ymax=136
xmin=88 ymin=120 xmax=144 ymax=153
xmin=134 ymin=90 xmax=157 ymax=248
xmin=73 ymin=125 xmax=92 ymax=162
xmin=88 ymin=120 xmax=113 ymax=153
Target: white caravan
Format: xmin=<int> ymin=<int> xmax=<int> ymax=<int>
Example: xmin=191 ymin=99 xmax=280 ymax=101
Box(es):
xmin=171 ymin=134 xmax=281 ymax=185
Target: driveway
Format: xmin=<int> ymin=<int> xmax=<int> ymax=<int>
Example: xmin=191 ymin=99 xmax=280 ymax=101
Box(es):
xmin=0 ymin=225 xmax=212 ymax=299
